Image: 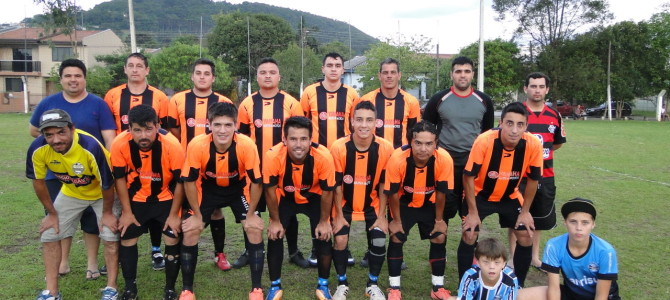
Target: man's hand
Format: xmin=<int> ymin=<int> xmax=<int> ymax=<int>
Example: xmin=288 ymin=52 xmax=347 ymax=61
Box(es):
xmin=369 ymin=216 xmax=389 ymax=234
xmin=430 ymin=219 xmax=448 ymax=237
xmin=40 ymin=213 xmax=59 ymax=234
xmin=267 ymin=219 xmax=284 ymax=240
xmin=164 ymin=214 xmax=182 ymax=237
xmin=461 ymin=213 xmax=481 ymax=240
xmin=118 ymin=212 xmax=140 ymax=237
xmin=101 ymin=212 xmax=118 ymax=233
xmin=182 ymin=214 xmax=204 ymax=233
xmin=331 ymin=215 xmax=349 ymax=235
xmin=243 ymin=213 xmax=264 ymax=232
xmin=315 ymin=220 xmax=332 ymax=241
xmin=515 ymin=210 xmax=535 ymax=237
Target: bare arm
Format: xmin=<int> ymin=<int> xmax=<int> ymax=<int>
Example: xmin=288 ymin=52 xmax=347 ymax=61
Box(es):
xmin=33 ymin=179 xmax=56 ymax=214
xmin=551 ymin=144 xmax=563 ymax=151
xmin=547 ymin=272 xmax=561 ymax=300
xmin=170 ymin=128 xmax=181 ymax=142
xmin=319 ymin=190 xmax=333 ymax=223
xmin=29 ymin=124 xmax=40 ymax=138
xmin=184 ymin=181 xmax=201 ymax=218
xmin=101 ymin=130 xmax=116 ymax=151
xmin=594 ymin=279 xmax=613 ymax=300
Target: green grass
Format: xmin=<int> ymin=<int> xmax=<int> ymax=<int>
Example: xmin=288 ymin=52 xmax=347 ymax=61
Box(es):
xmin=1 ymin=114 xmax=669 ymax=299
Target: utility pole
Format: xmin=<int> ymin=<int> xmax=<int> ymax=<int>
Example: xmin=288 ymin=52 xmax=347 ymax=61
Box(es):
xmin=199 ymin=16 xmax=203 ymax=57
xmin=128 ymin=0 xmax=137 ymax=52
xmin=247 ymin=16 xmax=251 ymax=96
xmin=300 ymin=15 xmax=304 ymax=97
xmin=477 ymin=0 xmax=485 ymax=92
xmin=606 ymin=41 xmax=612 ymax=121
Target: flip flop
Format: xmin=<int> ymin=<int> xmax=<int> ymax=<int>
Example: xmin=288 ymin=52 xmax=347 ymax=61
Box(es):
xmin=86 ymin=269 xmax=101 ymax=280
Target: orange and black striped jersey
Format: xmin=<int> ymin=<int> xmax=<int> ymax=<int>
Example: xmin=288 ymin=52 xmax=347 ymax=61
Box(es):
xmin=263 ymin=142 xmax=336 ymax=204
xmin=181 ymin=133 xmax=261 ymax=203
xmin=330 ymin=135 xmax=394 ymax=220
xmin=238 ymin=91 xmax=303 ymax=158
xmin=356 ymin=89 xmax=421 ymax=148
xmin=464 ymin=129 xmax=543 ymax=204
xmin=167 ymin=90 xmax=233 ymax=149
xmin=300 ymin=82 xmax=359 ymax=148
xmin=104 ymin=84 xmax=169 ymax=133
xmin=111 ymin=129 xmax=185 ymax=202
xmin=384 ymin=145 xmax=454 ymax=208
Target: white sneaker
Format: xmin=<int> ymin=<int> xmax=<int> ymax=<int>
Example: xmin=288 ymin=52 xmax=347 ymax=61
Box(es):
xmin=332 ymin=284 xmax=350 ymax=300
xmin=365 ymin=285 xmax=385 ymax=300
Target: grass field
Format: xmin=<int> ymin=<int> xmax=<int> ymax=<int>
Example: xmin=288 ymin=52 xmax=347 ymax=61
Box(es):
xmin=1 ymin=113 xmax=669 ymax=299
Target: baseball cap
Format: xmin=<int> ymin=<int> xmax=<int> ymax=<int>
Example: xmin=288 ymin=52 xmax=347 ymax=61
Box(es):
xmin=39 ymin=109 xmax=73 ymax=131
xmin=561 ymin=197 xmax=597 ymax=220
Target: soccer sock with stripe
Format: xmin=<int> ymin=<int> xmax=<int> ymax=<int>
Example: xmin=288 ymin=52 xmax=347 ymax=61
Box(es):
xmin=387 ymin=241 xmax=403 ymax=278
xmin=429 ymin=241 xmax=447 ymax=285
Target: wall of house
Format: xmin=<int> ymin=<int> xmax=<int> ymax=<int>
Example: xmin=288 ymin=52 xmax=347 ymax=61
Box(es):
xmin=81 ymin=30 xmax=124 ymax=68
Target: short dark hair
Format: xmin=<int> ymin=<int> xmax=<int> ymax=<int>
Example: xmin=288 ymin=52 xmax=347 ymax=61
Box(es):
xmin=283 ymin=116 xmax=312 ymax=138
xmin=410 ymin=120 xmax=439 ymax=142
xmin=193 ymin=58 xmax=216 ymax=77
xmin=501 ymin=102 xmax=528 ymax=121
xmin=524 ymin=72 xmax=551 ymax=87
xmin=379 ymin=58 xmax=400 ymax=72
xmin=451 ymin=56 xmax=474 ymax=70
xmin=59 ymin=58 xmax=86 ymax=77
xmin=353 ymin=100 xmax=376 ymax=115
xmin=323 ymin=52 xmax=344 ymax=65
xmin=128 ymin=104 xmax=158 ymax=126
xmin=258 ymin=57 xmax=279 ymax=69
xmin=475 ymin=238 xmax=508 ymax=261
xmin=207 ymin=102 xmax=238 ymax=123
xmin=126 ymin=52 xmax=149 ymax=67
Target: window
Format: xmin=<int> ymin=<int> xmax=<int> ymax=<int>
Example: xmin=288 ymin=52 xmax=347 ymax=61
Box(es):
xmin=5 ymin=78 xmax=23 ymax=92
xmin=12 ymin=48 xmax=35 ymax=72
xmin=52 ymin=47 xmax=73 ymax=62
xmin=13 ymin=48 xmax=33 ymax=61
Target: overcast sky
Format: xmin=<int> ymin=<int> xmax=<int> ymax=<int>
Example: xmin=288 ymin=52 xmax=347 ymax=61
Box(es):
xmin=3 ymin=0 xmax=667 ymax=53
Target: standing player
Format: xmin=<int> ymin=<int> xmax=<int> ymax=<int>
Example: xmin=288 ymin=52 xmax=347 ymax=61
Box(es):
xmin=29 ymin=58 xmax=116 ymax=280
xmin=329 ymin=101 xmax=394 ymax=300
xmin=384 ymin=120 xmax=454 ymax=300
xmin=27 ymin=109 xmax=120 ymax=300
xmin=509 ymin=72 xmax=566 ymax=268
xmin=112 ymin=105 xmax=184 ymax=300
xmin=104 ymin=52 xmax=170 ymax=271
xmin=166 ymin=58 xmax=235 ymax=271
xmin=263 ymin=116 xmax=336 ymax=300
xmin=355 ymin=58 xmax=421 ymax=148
xmin=180 ymin=102 xmax=266 ymax=300
xmin=237 ymin=57 xmax=308 ymax=269
xmin=458 ymin=102 xmax=544 ymax=288
xmin=423 ymin=56 xmax=494 ymax=225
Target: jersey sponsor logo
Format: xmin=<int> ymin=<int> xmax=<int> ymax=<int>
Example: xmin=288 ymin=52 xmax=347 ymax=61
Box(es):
xmin=318 ymin=111 xmax=345 ymax=121
xmin=186 ymin=118 xmax=209 ymax=128
xmin=72 ymin=162 xmax=84 ymax=175
xmin=488 ymin=170 xmax=520 ymax=180
xmin=254 ymin=118 xmax=282 ymax=128
xmin=488 ymin=171 xmax=499 ymax=179
xmin=569 ymin=275 xmax=598 ymax=287
xmin=205 ymin=170 xmax=239 ymax=179
xmin=343 ymin=174 xmax=371 ymax=185
xmin=375 ymin=119 xmax=384 ymax=128
xmin=53 ymin=172 xmax=94 ymax=186
xmin=121 ymin=115 xmax=129 ymax=125
xmin=137 ymin=168 xmax=162 ymax=182
xmin=404 ymin=185 xmax=434 ymax=195
xmin=49 ymin=160 xmax=61 ymax=165
xmin=284 ymin=184 xmax=311 ymax=193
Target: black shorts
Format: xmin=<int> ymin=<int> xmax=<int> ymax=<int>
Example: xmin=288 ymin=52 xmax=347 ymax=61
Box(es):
xmin=446 ymin=150 xmax=469 ymax=221
xmin=390 ymin=203 xmax=437 ymax=240
xmin=462 ymin=196 xmax=522 ymax=229
xmin=334 ymin=207 xmax=378 ymax=236
xmin=559 ymin=283 xmax=620 ymax=300
xmin=277 ymin=196 xmax=322 ymax=238
xmin=520 ymin=177 xmax=557 ymax=230
xmin=199 ymin=191 xmax=251 ymax=223
xmin=122 ymin=200 xmax=174 ymax=240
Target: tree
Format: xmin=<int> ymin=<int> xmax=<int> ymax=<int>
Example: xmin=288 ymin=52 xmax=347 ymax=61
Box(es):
xmin=271 ymin=43 xmax=322 ymax=97
xmin=147 ymin=43 xmax=235 ymax=97
xmin=95 ymin=52 xmax=130 ymax=88
xmin=208 ymin=12 xmax=295 ymax=78
xmin=356 ymin=35 xmax=434 ymax=95
xmin=317 ymin=41 xmax=351 ymax=59
xmin=34 ymin=0 xmax=81 ymax=57
xmin=457 ymin=39 xmax=524 ymax=104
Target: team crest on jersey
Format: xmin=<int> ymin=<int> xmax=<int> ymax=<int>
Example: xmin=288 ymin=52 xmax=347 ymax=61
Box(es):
xmin=72 ymin=162 xmax=84 ymax=175
xmin=375 ymin=119 xmax=384 ymax=128
xmin=284 ymin=186 xmax=296 ymax=192
xmin=318 ymin=112 xmax=328 ymax=120
xmin=254 ymin=119 xmax=264 ymax=128
xmin=487 ymin=171 xmax=499 ymax=179
xmin=343 ymin=175 xmax=354 ymax=184
xmin=588 ymin=262 xmax=599 ymax=272
xmin=547 ymin=124 xmax=556 ymax=134
xmin=187 ymin=118 xmax=196 ymax=127
xmin=121 ymin=115 xmax=129 ymax=125
xmin=403 ymin=186 xmax=414 ymax=193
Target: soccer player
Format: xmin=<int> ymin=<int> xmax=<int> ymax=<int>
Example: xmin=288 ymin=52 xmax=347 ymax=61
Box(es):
xmin=263 ymin=116 xmax=336 ymax=300
xmin=422 ymin=56 xmax=495 ymax=225
xmin=29 ymin=58 xmax=116 ymax=280
xmin=104 ymin=52 xmax=170 ymax=271
xmin=237 ymin=57 xmax=308 ymax=269
xmin=542 ymin=198 xmax=620 ymax=300
xmin=509 ymin=72 xmax=566 ymax=269
xmin=112 ymin=105 xmax=184 ymax=300
xmin=384 ymin=120 xmax=455 ymax=300
xmin=27 ymin=109 xmax=119 ymax=300
xmin=166 ymin=58 xmax=235 ymax=271
xmin=329 ymin=101 xmax=395 ymax=300
xmin=355 ymin=58 xmax=421 ymax=149
xmin=458 ymin=102 xmax=544 ymax=288
xmin=181 ymin=102 xmax=265 ymax=300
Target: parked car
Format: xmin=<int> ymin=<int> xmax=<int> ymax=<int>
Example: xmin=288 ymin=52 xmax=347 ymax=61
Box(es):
xmin=555 ymin=100 xmax=575 ymax=117
xmin=585 ymin=101 xmax=632 ymax=117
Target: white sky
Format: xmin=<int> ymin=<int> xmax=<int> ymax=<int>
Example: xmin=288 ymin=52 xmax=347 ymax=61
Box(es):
xmin=2 ymin=0 xmax=667 ymax=53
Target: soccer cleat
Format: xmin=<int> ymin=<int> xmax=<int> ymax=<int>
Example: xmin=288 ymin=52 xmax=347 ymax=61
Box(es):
xmin=346 ymin=250 xmax=355 ymax=266
xmin=120 ymin=289 xmax=138 ymax=300
xmin=315 ymin=285 xmax=333 ymax=300
xmin=308 ymin=248 xmax=318 ymax=267
xmin=359 ymin=250 xmax=369 ymax=267
xmin=232 ymin=250 xmax=249 ymax=269
xmin=265 ymin=286 xmax=283 ymax=300
xmin=36 ymin=290 xmax=62 ymax=300
xmin=365 ymin=285 xmax=385 ymax=300
xmin=178 ymin=290 xmax=195 ymax=300
xmin=215 ymin=252 xmax=232 ymax=271
xmin=100 ymin=287 xmax=118 ymax=300
xmin=387 ymin=288 xmax=402 ymax=300
xmin=163 ymin=289 xmax=178 ymax=300
xmin=289 ymin=251 xmax=310 ymax=268
xmin=332 ymin=285 xmax=349 ymax=300
xmin=248 ymin=288 xmax=264 ymax=300
xmin=152 ymin=252 xmax=165 ymax=271
xmin=430 ymin=287 xmax=451 ymax=300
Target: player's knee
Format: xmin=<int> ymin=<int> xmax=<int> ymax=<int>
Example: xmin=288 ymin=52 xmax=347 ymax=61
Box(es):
xmin=431 ymin=233 xmax=446 ymax=244
xmin=333 ymin=235 xmax=348 ymax=250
